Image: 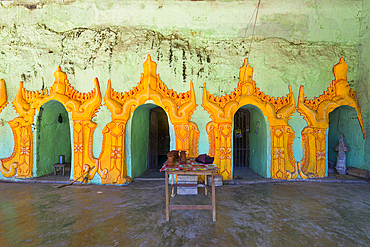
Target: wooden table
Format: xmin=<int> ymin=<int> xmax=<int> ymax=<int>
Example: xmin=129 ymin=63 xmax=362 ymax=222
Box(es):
xmin=164 ymin=168 xmax=218 ymax=222
xmin=53 ymin=162 xmax=71 ymax=176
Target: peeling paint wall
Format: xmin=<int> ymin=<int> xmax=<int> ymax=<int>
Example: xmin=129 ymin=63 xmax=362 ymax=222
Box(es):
xmin=0 ymin=0 xmax=368 ymax=176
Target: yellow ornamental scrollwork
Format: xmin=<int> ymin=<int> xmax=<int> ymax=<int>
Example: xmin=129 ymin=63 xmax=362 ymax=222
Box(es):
xmin=0 ymin=79 xmax=8 ymax=113
xmin=101 ymin=54 xmax=200 ymax=184
xmin=2 ymin=67 xmax=102 ymax=180
xmin=297 ymin=57 xmax=365 ymax=178
xmin=203 ymin=58 xmax=296 ymax=180
xmin=0 ymin=79 xmax=17 ymax=177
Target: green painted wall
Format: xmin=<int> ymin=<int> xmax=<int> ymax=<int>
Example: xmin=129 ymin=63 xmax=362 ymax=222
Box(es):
xmin=358 ymin=1 xmax=370 ymax=167
xmin=130 ymin=104 xmax=151 ymax=178
xmin=328 ymin=106 xmax=364 ymax=169
xmin=0 ymin=0 xmax=369 ymax=180
xmin=35 ymin=100 xmax=71 ymax=177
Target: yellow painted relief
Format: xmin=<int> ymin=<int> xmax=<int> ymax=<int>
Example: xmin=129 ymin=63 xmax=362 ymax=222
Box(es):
xmin=297 ymin=57 xmax=365 ymax=178
xmin=202 ymin=58 xmax=296 ymax=180
xmin=1 ymin=67 xmax=102 ymax=180
xmin=0 ymin=79 xmax=18 ymax=177
xmin=0 ymin=79 xmax=8 ymax=113
xmin=102 ymin=54 xmax=199 ymax=184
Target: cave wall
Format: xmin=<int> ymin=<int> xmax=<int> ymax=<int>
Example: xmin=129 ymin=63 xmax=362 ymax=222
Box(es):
xmin=0 ymin=0 xmax=368 ymax=176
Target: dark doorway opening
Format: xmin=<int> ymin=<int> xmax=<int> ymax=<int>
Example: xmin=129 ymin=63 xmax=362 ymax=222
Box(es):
xmin=148 ymin=107 xmax=170 ymax=169
xmin=233 ymin=108 xmax=250 ymax=168
xmin=131 ymin=104 xmax=170 ymax=179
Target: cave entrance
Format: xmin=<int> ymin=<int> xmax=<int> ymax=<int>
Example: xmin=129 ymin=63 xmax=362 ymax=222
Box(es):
xmin=131 ymin=104 xmax=170 ymax=178
xmin=328 ymin=105 xmax=363 ymax=174
xmin=35 ymin=100 xmax=72 ymax=179
xmin=233 ymin=105 xmax=268 ymax=179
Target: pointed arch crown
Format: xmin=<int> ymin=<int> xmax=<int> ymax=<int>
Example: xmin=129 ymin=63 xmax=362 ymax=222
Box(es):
xmin=202 ymin=58 xmax=295 ymax=123
xmin=13 ymin=66 xmax=102 ymax=121
xmin=105 ymin=54 xmax=197 ymax=123
xmin=297 ymin=57 xmax=364 ymax=138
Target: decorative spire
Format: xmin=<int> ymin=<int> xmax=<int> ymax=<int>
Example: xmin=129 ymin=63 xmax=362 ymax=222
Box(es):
xmin=239 ymin=58 xmax=253 ymax=83
xmin=333 ymin=57 xmax=348 ymax=82
xmin=52 ymin=66 xmax=68 ymax=94
xmin=143 ymin=54 xmax=157 ymax=90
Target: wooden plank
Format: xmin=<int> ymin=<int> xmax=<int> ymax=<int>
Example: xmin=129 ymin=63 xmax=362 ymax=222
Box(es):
xmin=167 ymin=170 xmax=215 ymax=176
xmin=175 ymin=184 xmax=199 ymax=188
xmin=169 ymin=205 xmax=213 ymax=210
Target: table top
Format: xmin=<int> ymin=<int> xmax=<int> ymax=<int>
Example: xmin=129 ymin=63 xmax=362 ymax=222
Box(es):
xmin=160 ymin=158 xmax=219 ymax=172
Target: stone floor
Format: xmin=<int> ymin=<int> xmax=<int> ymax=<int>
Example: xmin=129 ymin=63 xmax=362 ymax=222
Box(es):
xmin=0 ymin=179 xmax=369 ymax=246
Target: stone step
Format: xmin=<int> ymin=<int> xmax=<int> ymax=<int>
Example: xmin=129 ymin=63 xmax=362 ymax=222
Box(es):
xmin=207 ymin=175 xmax=223 ymax=187
xmin=177 ymin=175 xmax=198 ymax=184
xmin=347 ymin=167 xmax=369 ymax=178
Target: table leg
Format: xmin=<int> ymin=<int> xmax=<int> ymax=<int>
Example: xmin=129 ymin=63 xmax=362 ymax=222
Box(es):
xmin=54 ymin=166 xmax=56 ymax=175
xmin=165 ymin=171 xmax=169 ymax=221
xmin=212 ymin=173 xmax=216 ymax=221
xmin=171 ymin=174 xmax=175 ymax=197
xmin=205 ymin=175 xmax=208 ymax=196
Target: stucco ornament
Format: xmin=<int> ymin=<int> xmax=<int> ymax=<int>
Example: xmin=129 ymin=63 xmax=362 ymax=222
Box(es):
xmin=0 ymin=79 xmax=8 ymax=113
xmin=0 ymin=79 xmax=18 ymax=177
xmin=202 ymin=58 xmax=296 ymax=180
xmin=102 ymin=54 xmax=199 ymax=184
xmin=297 ymin=57 xmax=365 ymax=178
xmin=2 ymin=67 xmax=102 ymax=180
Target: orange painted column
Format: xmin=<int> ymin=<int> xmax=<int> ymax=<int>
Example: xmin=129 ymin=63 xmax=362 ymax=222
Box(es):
xmin=98 ymin=121 xmax=127 ymax=184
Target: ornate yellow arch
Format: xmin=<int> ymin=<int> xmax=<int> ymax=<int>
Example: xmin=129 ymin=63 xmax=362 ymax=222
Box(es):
xmin=1 ymin=67 xmax=102 ymax=179
xmin=101 ymin=54 xmax=199 ymax=184
xmin=297 ymin=57 xmax=365 ymax=178
xmin=202 ymin=58 xmax=296 ymax=180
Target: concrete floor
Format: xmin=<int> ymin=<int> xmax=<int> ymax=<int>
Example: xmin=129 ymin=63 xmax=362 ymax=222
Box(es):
xmin=0 ymin=180 xmax=369 ymax=246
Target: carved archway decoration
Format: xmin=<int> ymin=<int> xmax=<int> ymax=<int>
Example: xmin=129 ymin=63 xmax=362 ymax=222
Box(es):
xmin=0 ymin=79 xmax=8 ymax=113
xmin=297 ymin=57 xmax=365 ymax=178
xmin=0 ymin=67 xmax=102 ymax=179
xmin=102 ymin=54 xmax=199 ymax=184
xmin=202 ymin=58 xmax=296 ymax=180
xmin=0 ymin=78 xmax=15 ymax=177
